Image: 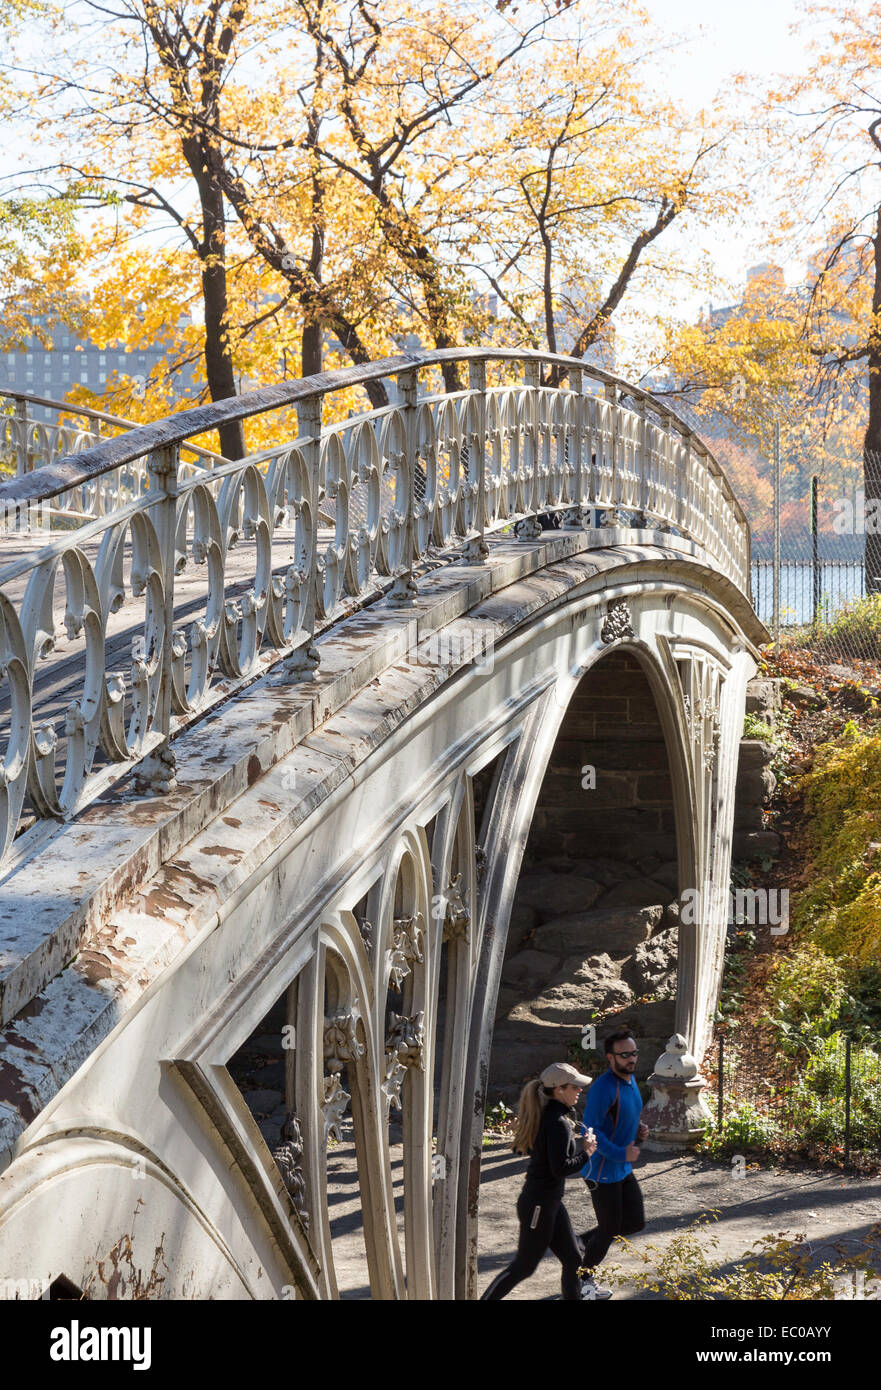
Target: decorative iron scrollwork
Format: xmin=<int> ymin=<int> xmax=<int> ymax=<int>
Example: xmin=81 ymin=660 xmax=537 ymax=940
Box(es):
xmin=323 ymin=1004 xmax=365 ymax=1072
xmin=322 ymin=1073 xmax=351 ymax=1144
xmin=388 ymin=913 xmax=425 ymax=990
xmin=382 ymin=1011 xmax=425 ymax=1115
xmin=443 ymin=873 xmax=471 ymax=943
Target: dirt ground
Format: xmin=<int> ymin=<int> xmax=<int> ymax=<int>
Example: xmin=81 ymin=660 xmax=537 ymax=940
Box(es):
xmin=326 ymin=1131 xmax=881 ymax=1301
xmin=476 ymin=1140 xmax=881 ymax=1300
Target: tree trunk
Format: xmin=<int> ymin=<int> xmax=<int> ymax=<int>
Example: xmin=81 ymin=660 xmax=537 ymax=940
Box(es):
xmin=864 ymin=206 xmax=881 ymax=592
xmin=301 ymin=319 xmax=322 ymax=378
xmin=199 ymin=177 xmax=246 ymax=461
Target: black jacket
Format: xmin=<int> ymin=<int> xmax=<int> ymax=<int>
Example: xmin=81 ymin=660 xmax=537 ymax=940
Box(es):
xmin=523 ymin=1099 xmax=585 ymax=1191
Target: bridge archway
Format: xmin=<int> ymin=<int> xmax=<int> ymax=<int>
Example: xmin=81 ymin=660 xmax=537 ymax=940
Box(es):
xmin=487 ymin=641 xmax=695 ymax=1105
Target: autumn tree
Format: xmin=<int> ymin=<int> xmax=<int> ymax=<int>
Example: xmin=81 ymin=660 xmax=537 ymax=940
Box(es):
xmin=0 ymin=0 xmax=85 ymax=358
xmin=658 ymin=4 xmax=881 ymax=585
xmin=208 ymin=0 xmax=582 ymax=393
xmin=7 ymin=0 xmax=579 ymax=428
xmin=466 ymin=24 xmax=733 ymax=385
xmin=779 ymin=3 xmax=881 ymax=588
xmin=4 ymin=0 xmax=742 ymax=454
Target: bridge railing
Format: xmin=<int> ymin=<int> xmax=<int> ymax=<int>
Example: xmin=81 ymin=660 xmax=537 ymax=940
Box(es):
xmin=0 ymin=348 xmax=750 ymax=877
xmin=0 ymin=390 xmax=225 ymax=523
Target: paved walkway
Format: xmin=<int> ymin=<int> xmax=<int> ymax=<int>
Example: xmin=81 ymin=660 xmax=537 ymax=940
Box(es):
xmin=477 ymin=1141 xmax=881 ymax=1300
xmin=326 ymin=1132 xmax=881 ymax=1299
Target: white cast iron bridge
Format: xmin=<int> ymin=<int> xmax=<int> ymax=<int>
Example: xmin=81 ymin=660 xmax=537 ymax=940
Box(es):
xmin=0 ymin=349 xmax=766 ymax=1299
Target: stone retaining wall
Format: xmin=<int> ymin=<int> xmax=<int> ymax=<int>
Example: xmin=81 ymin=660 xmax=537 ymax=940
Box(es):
xmin=489 ymin=650 xmax=679 ymax=1103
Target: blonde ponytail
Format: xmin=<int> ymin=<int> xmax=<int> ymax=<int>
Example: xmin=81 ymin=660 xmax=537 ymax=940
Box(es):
xmin=512 ymin=1078 xmax=553 ymax=1155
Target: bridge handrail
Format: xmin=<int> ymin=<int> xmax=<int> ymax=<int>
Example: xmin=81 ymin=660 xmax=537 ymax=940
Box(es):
xmin=0 ymin=388 xmax=227 ymax=473
xmin=0 ymin=346 xmax=751 ymax=879
xmin=0 ymin=350 xmax=747 ymax=526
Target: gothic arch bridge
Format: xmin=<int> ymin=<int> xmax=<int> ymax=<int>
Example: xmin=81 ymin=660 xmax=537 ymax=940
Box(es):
xmin=0 ymin=349 xmax=765 ymax=1299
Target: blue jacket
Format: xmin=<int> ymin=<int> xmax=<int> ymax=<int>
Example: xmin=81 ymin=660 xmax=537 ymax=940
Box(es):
xmin=580 ymin=1069 xmax=643 ymax=1185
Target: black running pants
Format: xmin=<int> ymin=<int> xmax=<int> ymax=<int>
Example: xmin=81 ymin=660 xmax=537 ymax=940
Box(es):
xmin=481 ymin=1184 xmax=583 ymax=1301
xmin=580 ymin=1172 xmax=645 ymax=1270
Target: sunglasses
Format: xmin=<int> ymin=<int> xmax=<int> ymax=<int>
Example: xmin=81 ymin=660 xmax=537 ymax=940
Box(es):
xmin=613 ymin=1049 xmax=639 ymax=1058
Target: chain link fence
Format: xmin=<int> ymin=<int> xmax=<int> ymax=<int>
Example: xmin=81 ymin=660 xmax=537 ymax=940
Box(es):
xmin=747 ymin=462 xmax=881 ymax=670
xmin=664 ymin=398 xmax=881 ymax=669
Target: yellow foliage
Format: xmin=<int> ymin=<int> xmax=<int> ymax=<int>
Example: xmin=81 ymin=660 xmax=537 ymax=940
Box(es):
xmin=795 ymin=729 xmax=881 ymax=961
xmin=2 ymin=0 xmax=748 ymax=438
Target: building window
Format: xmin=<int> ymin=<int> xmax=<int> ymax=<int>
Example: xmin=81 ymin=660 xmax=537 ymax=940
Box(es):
xmin=62 ymin=354 xmax=70 ymax=365
xmin=25 ymin=371 xmax=34 ymax=382
xmin=25 ymin=353 xmax=34 ymax=364
xmin=99 ymin=371 xmax=107 ymax=383
xmin=99 ymin=354 xmax=106 ymax=365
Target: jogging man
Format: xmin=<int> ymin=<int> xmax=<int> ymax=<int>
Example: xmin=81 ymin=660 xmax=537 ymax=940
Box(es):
xmin=578 ymin=1027 xmax=648 ymax=1299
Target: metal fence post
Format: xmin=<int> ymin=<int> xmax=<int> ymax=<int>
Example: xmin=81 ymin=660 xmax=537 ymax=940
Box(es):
xmin=717 ymin=1034 xmax=724 ymax=1127
xmin=526 ymin=358 xmax=541 ymax=522
xmin=632 ymin=391 xmax=648 ymax=528
xmin=603 ymin=381 xmax=621 ymax=526
xmin=811 ymin=474 xmax=821 ymax=627
xmin=281 ymin=394 xmax=321 ymax=680
xmin=562 ymin=364 xmax=585 ymax=529
xmin=388 ymin=367 xmax=419 ymax=603
xmin=839 ymin=1039 xmax=844 ymax=1167
xmin=678 ymin=426 xmax=691 ymax=536
xmin=767 ymin=419 xmax=772 ymax=647
xmin=14 ymin=397 xmax=29 ymax=476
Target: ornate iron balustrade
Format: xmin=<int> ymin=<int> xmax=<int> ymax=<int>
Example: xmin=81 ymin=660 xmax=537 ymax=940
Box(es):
xmin=0 ymin=348 xmax=750 ymax=877
xmin=0 ymin=390 xmax=225 ymax=522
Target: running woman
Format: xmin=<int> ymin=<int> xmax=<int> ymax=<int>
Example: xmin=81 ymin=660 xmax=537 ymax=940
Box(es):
xmin=480 ymin=1062 xmax=597 ymax=1301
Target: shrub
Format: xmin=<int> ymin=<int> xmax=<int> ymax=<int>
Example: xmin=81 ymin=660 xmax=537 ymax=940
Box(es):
xmin=794 ymin=727 xmax=881 ymax=961
xmin=743 ymin=712 xmax=775 ymax=741
xmin=602 ymin=1211 xmax=881 ymax=1300
xmin=698 ymin=1101 xmax=783 ymax=1157
xmin=763 ymin=943 xmax=849 ymax=1052
xmin=484 ymin=1101 xmax=514 ymax=1133
xmin=788 ymin=1033 xmax=881 ymax=1152
xmin=807 ymin=592 xmax=881 ymax=662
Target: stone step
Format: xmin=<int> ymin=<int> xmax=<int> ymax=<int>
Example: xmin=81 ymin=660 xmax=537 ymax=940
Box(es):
xmin=593 ymin=877 xmax=674 ymax=910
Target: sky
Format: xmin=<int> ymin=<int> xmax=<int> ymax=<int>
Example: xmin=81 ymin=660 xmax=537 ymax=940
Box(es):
xmin=642 ymin=0 xmax=809 ymax=111
xmin=650 ymin=0 xmax=819 ymax=247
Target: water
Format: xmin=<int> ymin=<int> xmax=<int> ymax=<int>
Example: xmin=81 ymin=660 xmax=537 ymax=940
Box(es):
xmin=751 ymin=561 xmax=865 ymax=627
